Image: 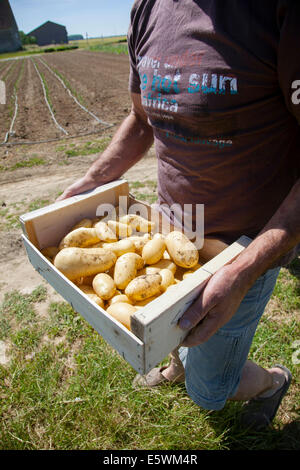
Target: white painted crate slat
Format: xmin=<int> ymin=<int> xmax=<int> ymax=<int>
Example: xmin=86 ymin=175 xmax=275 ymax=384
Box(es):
xmin=20 ymin=179 xmax=252 ymax=374
xmin=130 ymin=236 xmax=252 ymax=372
xmin=22 ymin=235 xmax=145 ymax=373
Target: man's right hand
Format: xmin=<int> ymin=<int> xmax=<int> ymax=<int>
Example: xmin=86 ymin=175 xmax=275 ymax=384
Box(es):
xmin=56 ymin=175 xmax=98 ymax=201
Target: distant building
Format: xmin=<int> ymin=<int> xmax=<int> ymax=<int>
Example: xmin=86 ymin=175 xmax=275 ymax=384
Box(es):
xmin=0 ymin=0 xmax=22 ymax=53
xmin=28 ymin=21 xmax=68 ymax=47
xmin=68 ymin=34 xmax=84 ymax=41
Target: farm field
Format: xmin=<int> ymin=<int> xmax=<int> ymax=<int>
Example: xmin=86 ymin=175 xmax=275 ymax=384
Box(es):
xmin=0 ymin=49 xmax=157 ymax=293
xmin=0 ymin=50 xmax=131 ymax=145
xmin=0 ymin=49 xmax=299 ymax=451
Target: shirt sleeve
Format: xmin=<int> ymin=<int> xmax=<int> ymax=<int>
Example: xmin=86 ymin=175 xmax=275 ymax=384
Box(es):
xmin=127 ymin=6 xmax=141 ymax=94
xmin=277 ymin=0 xmax=300 ymax=125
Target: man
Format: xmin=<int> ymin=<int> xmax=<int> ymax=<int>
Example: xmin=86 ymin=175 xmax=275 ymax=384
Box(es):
xmin=57 ymin=0 xmax=299 ymax=429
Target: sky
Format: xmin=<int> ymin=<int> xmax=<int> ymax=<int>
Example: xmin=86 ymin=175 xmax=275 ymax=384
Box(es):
xmin=9 ymin=0 xmax=135 ymax=37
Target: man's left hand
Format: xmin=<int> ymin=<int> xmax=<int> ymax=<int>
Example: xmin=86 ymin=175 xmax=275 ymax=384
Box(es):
xmin=178 ymin=263 xmax=253 ymax=346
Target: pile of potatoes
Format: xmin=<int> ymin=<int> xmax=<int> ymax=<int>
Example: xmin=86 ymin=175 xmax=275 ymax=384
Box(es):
xmin=41 ymin=214 xmax=201 ymax=331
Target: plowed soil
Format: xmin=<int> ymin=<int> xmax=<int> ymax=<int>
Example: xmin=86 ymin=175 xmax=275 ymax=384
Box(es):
xmin=1 ymin=50 xmax=131 ymax=145
xmin=0 ymin=59 xmax=24 ymax=142
xmin=0 ymin=50 xmax=157 ymax=303
xmin=12 ymin=58 xmax=61 ymax=142
xmin=44 ymin=50 xmax=131 ymax=124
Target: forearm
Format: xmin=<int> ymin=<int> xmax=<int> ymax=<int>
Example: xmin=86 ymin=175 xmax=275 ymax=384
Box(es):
xmin=231 ymin=178 xmax=300 ymax=286
xmin=85 ymin=109 xmax=154 ymax=185
xmin=56 ymin=93 xmax=154 ymax=201
xmin=179 ymin=178 xmax=300 ymax=344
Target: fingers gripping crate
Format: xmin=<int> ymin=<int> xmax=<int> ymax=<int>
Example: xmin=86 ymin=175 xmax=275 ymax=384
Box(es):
xmin=20 ymin=179 xmax=251 ymax=374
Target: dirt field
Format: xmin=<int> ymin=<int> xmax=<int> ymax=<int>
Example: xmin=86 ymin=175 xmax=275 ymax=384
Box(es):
xmin=0 ymin=50 xmax=132 ymax=145
xmin=0 ymin=50 xmax=157 ymax=304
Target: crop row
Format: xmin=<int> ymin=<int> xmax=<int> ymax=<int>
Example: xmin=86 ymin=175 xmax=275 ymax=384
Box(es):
xmin=0 ymin=53 xmax=114 ymax=145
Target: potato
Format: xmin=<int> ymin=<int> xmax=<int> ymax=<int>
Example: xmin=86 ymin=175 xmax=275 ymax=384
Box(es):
xmin=182 ymin=263 xmax=202 ymax=279
xmin=41 ymin=246 xmax=59 ymax=259
xmin=94 ymin=221 xmax=118 ymax=242
xmin=101 ymin=238 xmax=135 ymax=257
xmin=125 ymin=273 xmax=162 ymax=302
xmin=134 ymin=294 xmax=161 ymax=306
xmin=138 ymin=259 xmax=177 ymax=275
xmin=106 ymin=264 xmax=115 ymax=278
xmin=165 ymin=231 xmax=199 ymax=268
xmin=88 ymin=242 xmax=103 ymax=248
xmin=126 ymin=234 xmax=151 ymax=254
xmin=153 ymin=232 xmax=165 ymax=240
xmin=142 ymin=237 xmax=166 ymax=264
xmin=92 ymin=273 xmax=116 ymax=300
xmin=73 ymin=274 xmax=95 ymax=286
xmin=137 ymin=266 xmax=161 ymax=276
xmin=159 ymin=268 xmax=175 ymax=292
xmin=108 ymin=294 xmax=132 ymax=306
xmin=70 ymin=218 xmax=93 ymax=231
xmin=119 ymin=214 xmax=155 ymax=233
xmin=91 ymin=217 xmax=101 ymax=226
xmin=113 ymin=252 xmax=144 ymax=290
xmin=107 ymin=220 xmax=132 ymax=238
xmin=59 ymin=227 xmax=100 ymax=250
xmin=79 ymin=285 xmax=104 ymax=308
xmin=106 ymin=302 xmax=138 ymax=330
xmin=54 ymin=247 xmax=117 ymax=281
xmin=163 ymin=250 xmax=171 ymax=259
xmin=190 ymin=263 xmax=202 ymax=271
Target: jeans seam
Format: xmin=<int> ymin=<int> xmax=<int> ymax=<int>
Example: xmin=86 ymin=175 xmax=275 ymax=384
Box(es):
xmin=219 ymin=275 xmax=268 ymax=391
xmin=220 ymin=334 xmax=243 ymax=391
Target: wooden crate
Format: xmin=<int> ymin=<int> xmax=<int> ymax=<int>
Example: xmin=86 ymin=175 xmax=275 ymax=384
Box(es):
xmin=20 ymin=179 xmax=252 ymax=374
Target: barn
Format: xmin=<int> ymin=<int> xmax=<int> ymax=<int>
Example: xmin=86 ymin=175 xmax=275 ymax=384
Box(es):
xmin=28 ymin=21 xmax=68 ymax=47
xmin=0 ymin=0 xmax=22 ymax=53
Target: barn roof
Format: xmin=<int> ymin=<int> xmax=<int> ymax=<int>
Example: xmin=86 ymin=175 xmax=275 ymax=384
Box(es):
xmin=28 ymin=21 xmax=67 ymax=35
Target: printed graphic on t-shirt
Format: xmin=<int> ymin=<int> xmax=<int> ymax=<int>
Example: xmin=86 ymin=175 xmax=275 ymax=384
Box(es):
xmin=137 ymin=53 xmax=238 ymax=148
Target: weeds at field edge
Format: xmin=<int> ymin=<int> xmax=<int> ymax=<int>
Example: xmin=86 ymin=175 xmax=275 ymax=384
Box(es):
xmin=0 ymin=259 xmax=299 ymax=450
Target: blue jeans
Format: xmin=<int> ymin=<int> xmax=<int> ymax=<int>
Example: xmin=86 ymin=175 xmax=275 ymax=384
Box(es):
xmin=179 ymin=267 xmax=280 ymax=411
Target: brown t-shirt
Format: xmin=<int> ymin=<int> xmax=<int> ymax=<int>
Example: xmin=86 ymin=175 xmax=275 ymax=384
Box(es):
xmin=128 ymin=0 xmax=300 ymax=263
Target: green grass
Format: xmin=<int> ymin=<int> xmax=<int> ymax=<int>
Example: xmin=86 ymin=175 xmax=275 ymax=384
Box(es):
xmin=0 ymin=45 xmax=78 ymax=61
xmin=0 ymin=198 xmax=51 ymax=230
xmin=0 ymin=49 xmax=44 ymax=60
xmin=129 ymin=180 xmax=158 ymax=204
xmin=11 ymin=157 xmax=47 ymax=170
xmin=89 ymin=43 xmax=128 ymax=55
xmin=0 ymin=37 xmax=126 ymax=61
xmin=0 ymin=157 xmax=47 ymax=173
xmin=63 ymin=139 xmax=110 ymax=158
xmin=70 ymin=36 xmax=128 ymax=55
xmin=272 ymin=269 xmax=300 ymax=311
xmin=70 ymin=36 xmax=127 ymax=49
xmin=0 ymin=287 xmax=223 ymax=450
xmin=0 ymin=260 xmax=299 ymax=450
